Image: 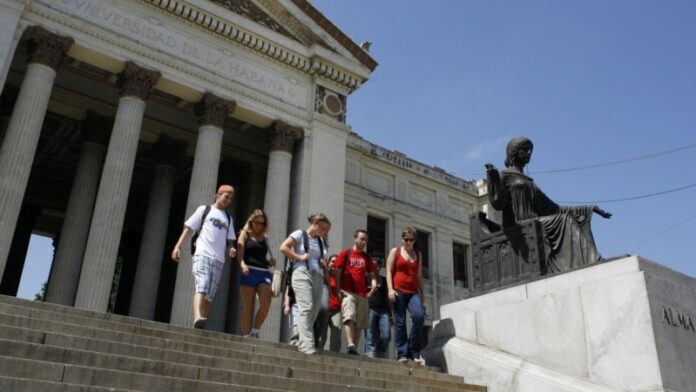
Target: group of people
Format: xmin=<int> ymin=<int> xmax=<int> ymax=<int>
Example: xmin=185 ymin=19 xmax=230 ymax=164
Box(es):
xmin=171 ymin=185 xmax=427 ymax=364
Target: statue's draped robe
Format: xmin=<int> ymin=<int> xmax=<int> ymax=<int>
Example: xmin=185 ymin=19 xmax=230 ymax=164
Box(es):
xmin=488 ymin=168 xmax=601 ymax=272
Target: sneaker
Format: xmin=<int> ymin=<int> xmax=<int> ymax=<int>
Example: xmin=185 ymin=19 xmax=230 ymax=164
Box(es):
xmin=193 ymin=318 xmax=206 ymax=329
xmin=250 ymin=331 xmax=259 ymax=339
xmin=347 ymin=345 xmax=359 ymax=355
xmin=397 ymin=357 xmax=409 ymax=363
xmin=413 ymin=356 xmax=426 ymax=366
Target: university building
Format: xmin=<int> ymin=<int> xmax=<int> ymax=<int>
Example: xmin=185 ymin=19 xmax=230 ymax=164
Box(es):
xmin=0 ymin=0 xmax=483 ymax=343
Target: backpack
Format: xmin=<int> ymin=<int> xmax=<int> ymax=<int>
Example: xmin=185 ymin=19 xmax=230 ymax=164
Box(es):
xmin=190 ymin=205 xmax=231 ymax=256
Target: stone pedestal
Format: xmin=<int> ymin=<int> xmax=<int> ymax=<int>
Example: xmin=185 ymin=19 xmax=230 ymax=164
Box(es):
xmin=424 ymin=256 xmax=696 ymax=392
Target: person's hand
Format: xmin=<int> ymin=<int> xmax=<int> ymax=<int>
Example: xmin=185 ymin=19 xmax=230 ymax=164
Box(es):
xmin=171 ymin=247 xmax=181 ymax=262
xmin=240 ymin=262 xmax=249 ymax=276
xmin=228 ymin=247 xmax=237 ymax=258
xmin=388 ymin=289 xmax=396 ymax=302
xmin=300 ymin=253 xmax=310 ymax=261
xmin=283 ymin=303 xmax=290 ymax=315
xmin=269 ymin=257 xmax=277 ymax=268
xmin=593 ymin=205 xmax=612 ymax=219
xmin=367 ymin=287 xmax=377 ymax=298
xmin=319 ymin=258 xmax=328 ymax=269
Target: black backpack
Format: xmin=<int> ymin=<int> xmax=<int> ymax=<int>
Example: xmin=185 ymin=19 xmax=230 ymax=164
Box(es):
xmin=190 ymin=205 xmax=231 ymax=256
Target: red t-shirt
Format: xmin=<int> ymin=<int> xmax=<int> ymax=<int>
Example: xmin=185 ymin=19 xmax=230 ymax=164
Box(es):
xmin=328 ymin=273 xmax=340 ymax=312
xmin=333 ymin=247 xmax=376 ymax=297
xmin=393 ymin=247 xmax=420 ymax=293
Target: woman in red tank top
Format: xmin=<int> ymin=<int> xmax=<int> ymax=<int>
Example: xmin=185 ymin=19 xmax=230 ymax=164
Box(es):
xmin=386 ymin=227 xmax=425 ymax=365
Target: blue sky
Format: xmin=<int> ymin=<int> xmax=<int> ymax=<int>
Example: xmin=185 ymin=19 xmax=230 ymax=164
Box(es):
xmin=16 ymin=0 xmax=696 ymax=299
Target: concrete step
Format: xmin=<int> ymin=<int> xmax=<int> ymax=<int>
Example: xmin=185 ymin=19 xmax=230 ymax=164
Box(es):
xmin=0 ymin=375 xmax=133 ymax=392
xmin=0 ymin=295 xmax=487 ymax=391
xmin=0 ymin=302 xmax=467 ymax=386
xmin=0 ymin=321 xmax=482 ymax=392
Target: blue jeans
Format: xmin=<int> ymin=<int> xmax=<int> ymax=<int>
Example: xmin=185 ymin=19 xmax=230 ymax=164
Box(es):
xmin=364 ymin=308 xmax=391 ymax=358
xmin=393 ymin=291 xmax=424 ymax=359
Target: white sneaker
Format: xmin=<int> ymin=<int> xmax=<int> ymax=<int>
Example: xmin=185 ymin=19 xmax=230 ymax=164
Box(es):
xmin=397 ymin=357 xmax=409 ymax=363
xmin=413 ymin=356 xmax=426 ymax=366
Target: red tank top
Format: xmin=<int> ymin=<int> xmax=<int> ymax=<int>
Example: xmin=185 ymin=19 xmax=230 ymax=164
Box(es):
xmin=393 ymin=247 xmax=420 ymax=293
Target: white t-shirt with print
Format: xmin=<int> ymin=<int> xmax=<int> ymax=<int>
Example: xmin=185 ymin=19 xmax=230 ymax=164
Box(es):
xmin=289 ymin=229 xmax=326 ymax=273
xmin=185 ymin=205 xmax=236 ymax=262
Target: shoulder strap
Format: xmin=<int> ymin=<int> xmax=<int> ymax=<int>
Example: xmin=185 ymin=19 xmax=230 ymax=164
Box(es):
xmin=345 ymin=248 xmax=352 ymax=270
xmin=199 ymin=205 xmax=212 ymax=232
xmin=302 ymin=230 xmax=310 ymax=253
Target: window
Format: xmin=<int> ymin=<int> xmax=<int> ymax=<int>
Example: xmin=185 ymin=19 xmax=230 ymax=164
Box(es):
xmin=367 ymin=215 xmax=387 ymax=264
xmin=415 ymin=230 xmax=430 ymax=278
xmin=453 ymin=242 xmax=469 ymax=288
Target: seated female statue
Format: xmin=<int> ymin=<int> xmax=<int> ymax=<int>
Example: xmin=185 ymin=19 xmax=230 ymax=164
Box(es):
xmin=485 ymin=137 xmax=611 ymax=272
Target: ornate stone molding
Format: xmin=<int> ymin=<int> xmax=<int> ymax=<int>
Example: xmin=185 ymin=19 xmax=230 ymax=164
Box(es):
xmin=142 ymin=0 xmax=364 ymax=91
xmin=195 ymin=93 xmax=236 ymax=128
xmin=116 ymin=62 xmax=161 ymax=100
xmin=270 ymin=120 xmax=302 ymax=153
xmin=81 ymin=111 xmax=112 ymax=146
xmin=209 ymin=0 xmax=297 ymax=41
xmin=153 ymin=135 xmax=186 ymax=167
xmin=315 ymin=85 xmax=346 ymax=123
xmin=25 ymin=26 xmax=73 ymax=71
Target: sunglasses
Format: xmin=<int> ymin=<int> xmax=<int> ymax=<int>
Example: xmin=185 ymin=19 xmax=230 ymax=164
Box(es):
xmin=403 ymin=238 xmax=415 ymax=243
xmin=252 ymin=220 xmax=266 ymax=226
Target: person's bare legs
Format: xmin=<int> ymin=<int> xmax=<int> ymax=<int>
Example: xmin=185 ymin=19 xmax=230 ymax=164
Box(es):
xmin=344 ymin=320 xmax=357 ymax=346
xmin=254 ymin=284 xmax=272 ymax=329
xmin=240 ymin=285 xmax=256 ymax=335
xmin=193 ymin=292 xmax=210 ymax=321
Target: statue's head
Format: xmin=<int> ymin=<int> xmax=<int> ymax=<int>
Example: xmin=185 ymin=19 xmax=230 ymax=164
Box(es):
xmin=505 ymin=136 xmax=533 ymax=167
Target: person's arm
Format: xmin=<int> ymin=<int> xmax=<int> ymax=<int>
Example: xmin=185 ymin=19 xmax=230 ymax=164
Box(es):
xmin=171 ymin=227 xmax=193 ymax=262
xmin=593 ymin=205 xmax=612 ymax=219
xmin=367 ymin=271 xmax=378 ymax=298
xmin=386 ymin=247 xmax=397 ymax=302
xmin=227 ymin=239 xmax=237 ymax=259
xmin=332 ymin=250 xmax=345 ymax=297
xmin=237 ymin=230 xmax=248 ymax=275
xmin=280 ymin=235 xmax=308 ymax=261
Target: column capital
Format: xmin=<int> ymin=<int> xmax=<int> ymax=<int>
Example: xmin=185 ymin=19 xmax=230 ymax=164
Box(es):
xmin=81 ymin=111 xmax=112 ymax=146
xmin=116 ymin=62 xmax=160 ymax=100
xmin=270 ymin=120 xmax=302 ymax=153
xmin=153 ymin=135 xmax=186 ymax=167
xmin=195 ymin=93 xmax=236 ymax=128
xmin=25 ymin=26 xmax=74 ymax=72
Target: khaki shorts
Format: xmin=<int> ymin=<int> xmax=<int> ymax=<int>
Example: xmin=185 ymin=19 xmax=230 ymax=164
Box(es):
xmin=341 ymin=291 xmax=369 ymax=329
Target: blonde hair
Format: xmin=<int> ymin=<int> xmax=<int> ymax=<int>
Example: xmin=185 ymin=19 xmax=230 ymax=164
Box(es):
xmin=241 ymin=209 xmax=269 ymax=235
xmin=307 ymin=212 xmax=331 ymax=226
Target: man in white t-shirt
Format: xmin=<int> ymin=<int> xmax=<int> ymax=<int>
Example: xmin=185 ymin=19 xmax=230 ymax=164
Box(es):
xmin=172 ymin=185 xmax=237 ymax=328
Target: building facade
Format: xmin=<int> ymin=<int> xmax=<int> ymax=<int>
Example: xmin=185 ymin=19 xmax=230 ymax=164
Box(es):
xmin=0 ymin=0 xmax=483 ymax=344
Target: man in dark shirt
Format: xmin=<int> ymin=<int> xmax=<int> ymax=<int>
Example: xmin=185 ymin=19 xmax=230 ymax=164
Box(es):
xmin=364 ymin=257 xmax=393 ymax=358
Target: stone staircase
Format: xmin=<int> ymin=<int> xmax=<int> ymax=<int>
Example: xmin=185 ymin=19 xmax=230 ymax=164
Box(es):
xmin=0 ymin=295 xmax=486 ymax=391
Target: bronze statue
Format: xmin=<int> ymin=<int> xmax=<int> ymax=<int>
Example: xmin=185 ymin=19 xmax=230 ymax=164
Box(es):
xmin=485 ymin=137 xmax=611 ymax=272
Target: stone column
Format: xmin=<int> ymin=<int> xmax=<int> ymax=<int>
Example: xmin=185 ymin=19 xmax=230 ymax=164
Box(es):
xmin=129 ymin=137 xmax=184 ymax=319
xmin=169 ymin=93 xmax=235 ymax=327
xmin=260 ymin=121 xmax=302 ymax=341
xmin=45 ymin=113 xmax=111 ymax=305
xmin=0 ymin=1 xmax=28 ymax=91
xmin=0 ymin=27 xmax=72 ymax=283
xmin=74 ymin=62 xmax=160 ymax=311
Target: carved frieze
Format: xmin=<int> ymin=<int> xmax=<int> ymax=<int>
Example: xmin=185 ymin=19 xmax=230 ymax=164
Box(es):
xmin=116 ymin=62 xmax=160 ymax=100
xmin=26 ymin=26 xmax=74 ymax=71
xmin=270 ymin=120 xmax=302 ymax=152
xmin=210 ymin=0 xmax=297 ymax=42
xmin=195 ymin=93 xmax=236 ymax=128
xmin=315 ymin=85 xmax=346 ymax=123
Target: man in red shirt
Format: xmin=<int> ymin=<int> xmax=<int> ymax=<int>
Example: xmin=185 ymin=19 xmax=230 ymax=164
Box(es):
xmin=333 ymin=229 xmax=378 ymax=355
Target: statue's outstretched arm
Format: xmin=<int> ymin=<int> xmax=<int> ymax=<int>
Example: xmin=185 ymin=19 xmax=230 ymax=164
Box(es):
xmin=485 ymin=163 xmax=507 ymax=210
xmin=592 ymin=205 xmax=612 ymax=219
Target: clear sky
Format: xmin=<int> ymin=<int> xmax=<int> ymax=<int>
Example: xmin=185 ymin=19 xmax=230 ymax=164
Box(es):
xmin=15 ymin=0 xmax=696 ymax=299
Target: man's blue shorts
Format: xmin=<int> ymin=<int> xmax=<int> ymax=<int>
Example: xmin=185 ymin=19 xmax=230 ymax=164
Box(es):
xmin=239 ymin=266 xmax=272 ymax=288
